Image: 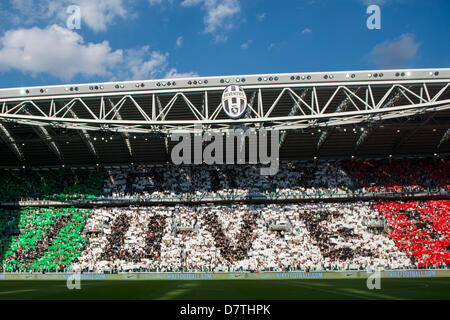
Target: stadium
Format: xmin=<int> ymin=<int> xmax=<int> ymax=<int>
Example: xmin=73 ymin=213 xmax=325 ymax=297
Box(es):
xmin=0 ymin=68 xmax=449 ymax=300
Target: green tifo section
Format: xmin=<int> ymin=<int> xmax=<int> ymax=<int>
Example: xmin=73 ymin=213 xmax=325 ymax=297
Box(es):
xmin=0 ymin=278 xmax=449 ymax=300
xmin=0 ymin=207 xmax=91 ymax=272
xmin=0 ymin=168 xmax=105 ymax=201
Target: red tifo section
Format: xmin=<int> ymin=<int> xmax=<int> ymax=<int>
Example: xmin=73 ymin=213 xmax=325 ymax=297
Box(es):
xmin=377 ymin=200 xmax=450 ymax=267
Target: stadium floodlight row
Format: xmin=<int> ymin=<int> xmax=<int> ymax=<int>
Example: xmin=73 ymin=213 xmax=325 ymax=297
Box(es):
xmin=0 ymin=68 xmax=449 ymax=167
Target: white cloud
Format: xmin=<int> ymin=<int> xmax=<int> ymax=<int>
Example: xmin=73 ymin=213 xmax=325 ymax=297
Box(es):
xmin=359 ymin=0 xmax=387 ymax=5
xmin=0 ymin=24 xmax=122 ymax=80
xmin=165 ymin=68 xmax=199 ymax=78
xmin=181 ymin=0 xmax=203 ymax=6
xmin=2 ymin=0 xmax=132 ymax=32
xmin=268 ymin=40 xmax=287 ymax=51
xmin=122 ymin=46 xmax=168 ymax=80
xmin=0 ymin=0 xmax=57 ymax=25
xmin=149 ymin=0 xmax=174 ymax=6
xmin=203 ymin=0 xmax=240 ymax=34
xmin=148 ymin=0 xmax=241 ymax=41
xmin=369 ymin=34 xmax=420 ymax=68
xmin=241 ymin=40 xmax=252 ymax=49
xmin=176 ymin=36 xmax=183 ymax=47
xmin=73 ymin=0 xmax=129 ymax=32
xmin=301 ymin=28 xmax=312 ymax=35
xmin=0 ymin=25 xmax=196 ymax=81
xmin=181 ymin=0 xmax=241 ymax=41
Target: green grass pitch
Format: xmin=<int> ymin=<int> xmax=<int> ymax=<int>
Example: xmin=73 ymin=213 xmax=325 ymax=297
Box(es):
xmin=0 ymin=278 xmax=449 ymax=300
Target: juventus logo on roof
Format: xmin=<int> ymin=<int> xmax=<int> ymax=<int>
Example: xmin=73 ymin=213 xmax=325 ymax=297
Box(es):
xmin=222 ymin=85 xmax=247 ymax=119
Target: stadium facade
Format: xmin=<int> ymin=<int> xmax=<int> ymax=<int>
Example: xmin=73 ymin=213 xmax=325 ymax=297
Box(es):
xmin=0 ymin=68 xmax=448 ymax=167
xmin=0 ymin=68 xmax=449 ymax=277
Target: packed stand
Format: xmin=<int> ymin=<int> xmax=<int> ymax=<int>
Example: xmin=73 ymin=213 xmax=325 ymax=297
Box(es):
xmin=102 ymin=157 xmax=448 ymax=200
xmin=343 ymin=157 xmax=450 ymax=193
xmin=0 ymin=207 xmax=91 ymax=272
xmin=377 ymin=200 xmax=450 ymax=268
xmin=2 ymin=201 xmax=448 ymax=273
xmin=0 ymin=157 xmax=447 ymax=203
xmin=0 ymin=168 xmax=105 ymax=201
xmin=72 ymin=202 xmax=421 ymax=273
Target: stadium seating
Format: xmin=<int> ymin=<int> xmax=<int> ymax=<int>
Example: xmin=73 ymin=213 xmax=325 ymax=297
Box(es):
xmin=0 ymin=207 xmax=91 ymax=272
xmin=0 ymin=168 xmax=105 ymax=201
xmin=377 ymin=201 xmax=450 ymax=268
xmin=0 ymin=157 xmax=448 ymax=273
xmin=2 ymin=201 xmax=448 ymax=273
xmin=0 ymin=157 xmax=448 ymax=202
xmin=343 ymin=157 xmax=450 ymax=193
xmin=100 ymin=157 xmax=449 ymax=200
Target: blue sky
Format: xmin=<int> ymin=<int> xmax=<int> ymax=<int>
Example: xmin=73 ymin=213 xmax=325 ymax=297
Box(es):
xmin=0 ymin=0 xmax=448 ymax=89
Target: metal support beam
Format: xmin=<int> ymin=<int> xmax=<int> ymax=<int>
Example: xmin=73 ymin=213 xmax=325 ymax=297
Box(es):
xmin=23 ymin=108 xmax=64 ymax=163
xmin=66 ymin=108 xmax=99 ymax=161
xmin=392 ymin=111 xmax=437 ymax=154
xmin=315 ymin=88 xmax=360 ymax=154
xmin=155 ymin=96 xmax=170 ymax=159
xmin=108 ymin=99 xmax=133 ymax=160
xmin=353 ymin=91 xmax=403 ymax=154
xmin=280 ymin=89 xmax=309 ymax=148
xmin=354 ymin=127 xmax=372 ymax=153
xmin=0 ymin=82 xmax=448 ymax=134
xmin=438 ymin=128 xmax=450 ymax=149
xmin=0 ymin=122 xmax=25 ymax=162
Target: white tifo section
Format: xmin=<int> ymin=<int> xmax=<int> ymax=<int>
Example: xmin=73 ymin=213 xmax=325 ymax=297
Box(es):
xmin=101 ymin=161 xmax=356 ymax=198
xmin=286 ymin=203 xmax=411 ymax=269
xmin=72 ymin=203 xmax=411 ymax=272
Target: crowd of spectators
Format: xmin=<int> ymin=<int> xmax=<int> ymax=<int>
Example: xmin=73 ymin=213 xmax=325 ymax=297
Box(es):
xmin=0 ymin=156 xmax=448 ymax=273
xmin=377 ymin=201 xmax=450 ymax=268
xmin=67 ymin=202 xmax=441 ymax=273
xmin=101 ymin=157 xmax=449 ymax=200
xmin=0 ymin=207 xmax=91 ymax=272
xmin=1 ymin=201 xmax=447 ymax=273
xmin=343 ymin=158 xmax=450 ymax=193
xmin=102 ymin=162 xmax=354 ymax=199
xmin=0 ymin=168 xmax=105 ymax=201
xmin=0 ymin=157 xmax=447 ymax=203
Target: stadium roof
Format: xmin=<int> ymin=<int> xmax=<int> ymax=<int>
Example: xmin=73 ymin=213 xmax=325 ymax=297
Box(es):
xmin=0 ymin=68 xmax=449 ymax=167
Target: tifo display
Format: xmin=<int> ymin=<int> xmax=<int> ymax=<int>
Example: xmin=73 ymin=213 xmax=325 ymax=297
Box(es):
xmin=0 ymin=157 xmax=448 ymax=273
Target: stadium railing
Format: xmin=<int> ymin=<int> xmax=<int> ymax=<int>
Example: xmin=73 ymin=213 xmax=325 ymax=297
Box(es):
xmin=2 ymin=189 xmax=449 ymax=207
